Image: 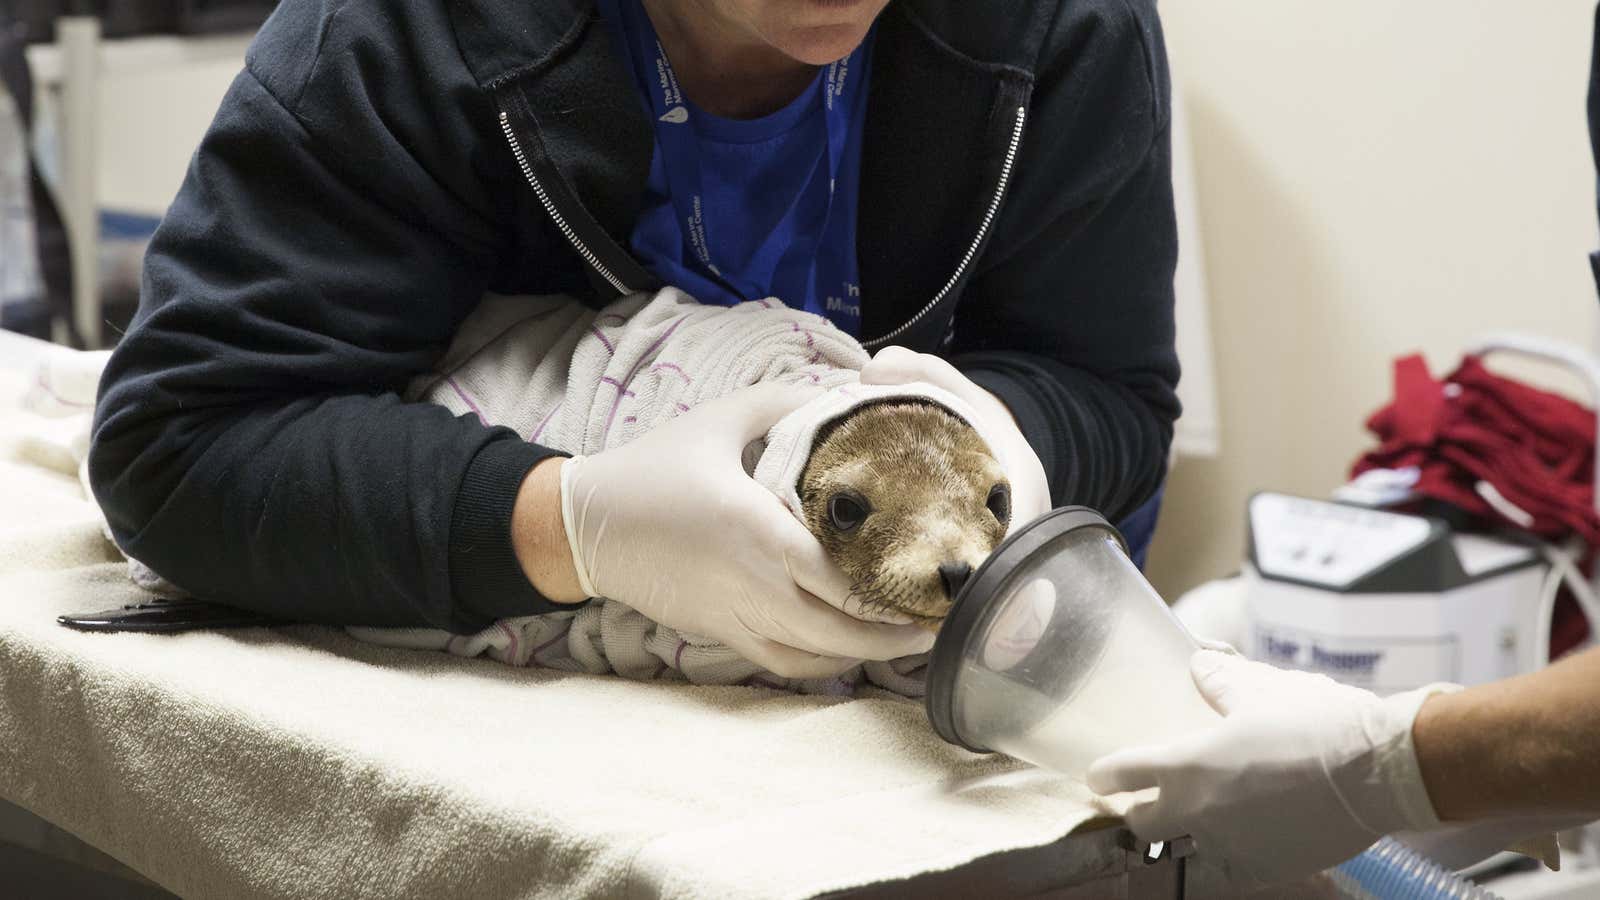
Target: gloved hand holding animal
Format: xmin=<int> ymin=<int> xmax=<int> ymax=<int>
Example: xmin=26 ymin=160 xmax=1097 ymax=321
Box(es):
xmin=341 ymin=288 xmax=1039 ymax=694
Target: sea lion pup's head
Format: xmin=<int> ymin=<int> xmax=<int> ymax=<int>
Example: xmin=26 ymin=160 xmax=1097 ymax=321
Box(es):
xmin=798 ymin=401 xmax=1010 ymax=630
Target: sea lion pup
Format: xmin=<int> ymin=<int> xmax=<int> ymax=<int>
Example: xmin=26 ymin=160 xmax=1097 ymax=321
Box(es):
xmin=798 ymin=400 xmax=1011 ymax=630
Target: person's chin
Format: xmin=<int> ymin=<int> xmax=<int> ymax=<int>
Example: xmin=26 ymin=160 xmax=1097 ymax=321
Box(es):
xmin=778 ymin=23 xmax=874 ymax=65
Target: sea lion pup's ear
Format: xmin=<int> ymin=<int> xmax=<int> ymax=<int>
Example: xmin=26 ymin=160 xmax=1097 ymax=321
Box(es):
xmin=741 ymin=437 xmax=767 ymax=477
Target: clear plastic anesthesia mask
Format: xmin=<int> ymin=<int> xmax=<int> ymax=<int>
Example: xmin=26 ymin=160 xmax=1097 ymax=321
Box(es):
xmin=924 ymin=508 xmax=1220 ymax=779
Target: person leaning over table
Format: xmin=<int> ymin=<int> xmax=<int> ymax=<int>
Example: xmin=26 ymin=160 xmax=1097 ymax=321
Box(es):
xmin=88 ymin=0 xmax=1180 ymax=676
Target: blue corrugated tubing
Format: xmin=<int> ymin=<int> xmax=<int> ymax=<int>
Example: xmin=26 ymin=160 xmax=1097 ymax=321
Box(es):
xmin=1328 ymin=836 xmax=1503 ymax=900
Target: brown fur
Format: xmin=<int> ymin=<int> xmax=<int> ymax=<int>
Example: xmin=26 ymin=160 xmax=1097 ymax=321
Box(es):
xmin=798 ymin=401 xmax=1009 ymax=629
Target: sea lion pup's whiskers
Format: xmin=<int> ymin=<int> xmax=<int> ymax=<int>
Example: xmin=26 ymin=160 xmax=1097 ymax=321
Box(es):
xmin=799 ymin=400 xmax=1010 ymax=630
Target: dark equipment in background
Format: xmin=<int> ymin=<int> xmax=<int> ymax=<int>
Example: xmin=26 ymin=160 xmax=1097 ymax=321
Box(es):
xmin=0 ymin=14 xmax=73 ymax=341
xmin=0 ymin=1 xmax=276 ymax=342
xmin=0 ymin=1 xmax=277 ymax=44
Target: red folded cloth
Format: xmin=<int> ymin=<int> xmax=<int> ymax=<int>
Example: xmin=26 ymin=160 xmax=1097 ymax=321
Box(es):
xmin=1356 ymin=354 xmax=1599 ymax=544
xmin=1353 ymin=353 xmax=1596 ymax=654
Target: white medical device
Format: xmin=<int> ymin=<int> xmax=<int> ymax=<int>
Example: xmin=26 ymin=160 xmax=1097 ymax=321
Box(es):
xmin=1242 ymin=493 xmax=1553 ymax=692
xmin=1243 ymin=334 xmax=1600 ymax=694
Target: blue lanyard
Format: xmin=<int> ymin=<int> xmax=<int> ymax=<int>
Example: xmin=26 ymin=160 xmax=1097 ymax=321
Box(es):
xmin=600 ymin=0 xmax=872 ymax=325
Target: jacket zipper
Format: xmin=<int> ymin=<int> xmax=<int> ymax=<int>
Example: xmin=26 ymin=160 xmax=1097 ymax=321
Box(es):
xmin=861 ymin=105 xmax=1027 ymax=350
xmin=498 ymin=111 xmax=634 ymax=296
xmin=500 ymin=102 xmax=1027 ymax=345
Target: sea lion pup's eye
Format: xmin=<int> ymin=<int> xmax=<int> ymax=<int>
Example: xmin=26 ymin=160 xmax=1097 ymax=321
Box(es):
xmin=986 ymin=483 xmax=1011 ymax=525
xmin=827 ymin=492 xmax=871 ymax=532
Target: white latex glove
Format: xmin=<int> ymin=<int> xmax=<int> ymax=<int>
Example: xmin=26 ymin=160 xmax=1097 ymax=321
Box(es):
xmin=559 ymin=382 xmax=936 ymax=679
xmin=1086 ymin=649 xmax=1456 ymax=891
xmin=858 ymin=346 xmax=1051 ymax=531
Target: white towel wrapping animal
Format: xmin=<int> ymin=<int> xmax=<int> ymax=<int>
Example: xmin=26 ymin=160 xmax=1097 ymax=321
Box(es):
xmin=347 ymin=288 xmax=991 ymax=696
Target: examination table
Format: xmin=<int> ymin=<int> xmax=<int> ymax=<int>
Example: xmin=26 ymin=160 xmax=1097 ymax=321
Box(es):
xmin=0 ymin=331 xmax=1192 ymax=898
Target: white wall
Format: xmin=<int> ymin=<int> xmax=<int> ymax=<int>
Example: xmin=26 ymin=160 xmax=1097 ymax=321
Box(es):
xmin=1148 ymin=1 xmax=1600 ymax=598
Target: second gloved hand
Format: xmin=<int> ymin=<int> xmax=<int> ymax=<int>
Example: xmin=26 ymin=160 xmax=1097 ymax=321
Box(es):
xmin=1086 ymin=650 xmax=1457 ymax=891
xmin=858 ymin=346 xmax=1051 ymax=532
xmin=559 ymin=382 xmax=935 ymax=679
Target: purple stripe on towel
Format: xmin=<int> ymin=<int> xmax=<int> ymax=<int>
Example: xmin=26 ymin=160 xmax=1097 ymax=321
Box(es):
xmin=630 ymin=316 xmax=690 ymax=381
xmin=446 ymin=376 xmax=487 ymax=425
xmin=603 ymin=315 xmax=691 ymax=441
xmin=600 ymin=376 xmax=635 ymax=398
xmin=34 ymin=372 xmax=94 ymax=408
xmin=589 ymin=326 xmax=616 ymax=354
xmin=530 ymin=401 xmax=562 ymax=442
xmin=674 ymin=639 xmax=689 ymax=670
xmin=532 ymin=625 xmax=572 ymax=656
xmin=650 ymin=362 xmax=692 ymax=384
xmin=789 ymin=322 xmax=822 ymax=366
xmin=496 ymin=621 xmax=522 ymax=665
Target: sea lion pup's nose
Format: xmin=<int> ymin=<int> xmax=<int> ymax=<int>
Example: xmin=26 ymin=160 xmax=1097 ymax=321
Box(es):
xmin=938 ymin=561 xmax=974 ymax=600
